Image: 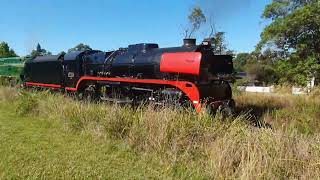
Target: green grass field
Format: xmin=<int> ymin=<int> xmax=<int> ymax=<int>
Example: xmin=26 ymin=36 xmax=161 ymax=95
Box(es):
xmin=0 ymin=86 xmax=320 ymax=179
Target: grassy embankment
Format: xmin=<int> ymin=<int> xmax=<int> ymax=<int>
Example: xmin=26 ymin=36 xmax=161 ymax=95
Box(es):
xmin=0 ymin=86 xmax=320 ymax=179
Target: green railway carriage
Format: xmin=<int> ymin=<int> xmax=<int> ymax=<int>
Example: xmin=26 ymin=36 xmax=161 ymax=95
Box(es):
xmin=0 ymin=57 xmax=24 ymax=77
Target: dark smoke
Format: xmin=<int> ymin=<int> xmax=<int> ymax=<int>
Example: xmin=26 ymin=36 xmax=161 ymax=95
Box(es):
xmin=195 ymin=0 xmax=252 ymax=20
xmin=192 ymin=0 xmax=252 ymax=36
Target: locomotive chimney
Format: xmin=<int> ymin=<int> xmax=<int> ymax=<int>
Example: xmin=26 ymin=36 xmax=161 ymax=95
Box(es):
xmin=183 ymin=38 xmax=196 ymax=47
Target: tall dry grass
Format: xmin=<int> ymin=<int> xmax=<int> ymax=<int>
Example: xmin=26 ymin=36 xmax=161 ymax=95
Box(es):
xmin=2 ymin=87 xmax=320 ymax=179
xmin=236 ymin=92 xmax=320 ymax=134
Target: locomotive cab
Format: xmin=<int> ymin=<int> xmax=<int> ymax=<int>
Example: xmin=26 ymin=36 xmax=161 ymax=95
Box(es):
xmin=62 ymin=50 xmax=105 ymax=87
xmin=62 ymin=51 xmax=86 ymax=88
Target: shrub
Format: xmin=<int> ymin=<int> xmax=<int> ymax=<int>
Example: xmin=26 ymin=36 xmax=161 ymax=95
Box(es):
xmin=0 ymin=76 xmax=19 ymax=86
xmin=15 ymin=91 xmax=39 ymax=116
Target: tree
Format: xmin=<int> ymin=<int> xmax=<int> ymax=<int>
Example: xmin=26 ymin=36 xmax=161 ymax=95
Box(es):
xmin=59 ymin=51 xmax=66 ymax=56
xmin=257 ymin=0 xmax=320 ymax=86
xmin=0 ymin=41 xmax=17 ymax=58
xmin=258 ymin=0 xmax=320 ymax=58
xmin=36 ymin=43 xmax=41 ymax=53
xmin=30 ymin=43 xmax=52 ymax=58
xmin=183 ymin=7 xmax=232 ymax=56
xmin=184 ymin=7 xmax=206 ymax=38
xmin=233 ymin=51 xmax=278 ymax=85
xmin=68 ymin=43 xmax=92 ymax=53
xmin=244 ymin=60 xmax=277 ymax=85
xmin=204 ymin=32 xmax=231 ymax=55
xmin=211 ymin=32 xmax=228 ymax=55
xmin=273 ymin=54 xmax=320 ymax=86
xmin=262 ymin=0 xmax=317 ymax=20
xmin=233 ymin=53 xmax=252 ymax=72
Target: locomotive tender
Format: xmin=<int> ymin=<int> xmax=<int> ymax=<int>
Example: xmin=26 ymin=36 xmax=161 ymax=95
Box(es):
xmin=21 ymin=39 xmax=235 ymax=113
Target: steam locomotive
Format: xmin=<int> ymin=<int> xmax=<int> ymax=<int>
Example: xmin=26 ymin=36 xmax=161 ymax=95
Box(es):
xmin=21 ymin=39 xmax=235 ymax=113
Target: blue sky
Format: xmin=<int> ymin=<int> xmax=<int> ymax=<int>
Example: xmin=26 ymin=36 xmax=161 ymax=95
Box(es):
xmin=0 ymin=0 xmax=271 ymax=56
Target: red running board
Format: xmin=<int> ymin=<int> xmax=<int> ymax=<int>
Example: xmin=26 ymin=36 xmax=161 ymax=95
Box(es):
xmin=25 ymin=82 xmax=62 ymax=89
xmin=25 ymin=76 xmax=202 ymax=112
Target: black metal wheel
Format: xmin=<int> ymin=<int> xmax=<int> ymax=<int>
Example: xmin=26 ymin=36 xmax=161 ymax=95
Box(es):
xmin=78 ymin=85 xmax=97 ymax=102
xmin=217 ymin=100 xmax=235 ymax=119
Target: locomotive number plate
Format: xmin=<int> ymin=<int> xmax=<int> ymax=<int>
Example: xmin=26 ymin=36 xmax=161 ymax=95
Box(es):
xmin=68 ymin=72 xmax=75 ymax=78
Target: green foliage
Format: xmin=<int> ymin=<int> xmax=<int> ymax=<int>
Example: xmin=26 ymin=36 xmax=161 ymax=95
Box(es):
xmin=262 ymin=1 xmax=290 ymax=20
xmin=0 ymin=76 xmax=19 ymax=86
xmin=233 ymin=52 xmax=278 ymax=85
xmin=245 ymin=61 xmax=277 ymax=85
xmin=211 ymin=32 xmax=229 ymax=55
xmin=233 ymin=53 xmax=252 ymax=71
xmin=262 ymin=0 xmax=317 ymax=20
xmin=0 ymin=42 xmax=17 ymax=58
xmin=185 ymin=7 xmax=206 ymax=38
xmin=259 ymin=2 xmax=320 ymax=57
xmin=274 ymin=55 xmax=320 ymax=86
xmin=254 ymin=0 xmax=320 ymax=86
xmin=29 ymin=43 xmax=52 ymax=58
xmin=203 ymin=32 xmax=233 ymax=56
xmin=234 ymin=52 xmax=320 ymax=86
xmin=68 ymin=43 xmax=92 ymax=53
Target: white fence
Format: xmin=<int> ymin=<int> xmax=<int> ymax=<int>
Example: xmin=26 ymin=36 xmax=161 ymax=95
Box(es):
xmin=238 ymin=86 xmax=274 ymax=93
xmin=238 ymin=86 xmax=312 ymax=95
xmin=237 ymin=77 xmax=316 ymax=95
xmin=292 ymin=87 xmax=311 ymax=95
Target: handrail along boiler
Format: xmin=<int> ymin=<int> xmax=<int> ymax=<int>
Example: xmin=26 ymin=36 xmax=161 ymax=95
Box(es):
xmin=21 ymin=39 xmax=235 ymax=113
